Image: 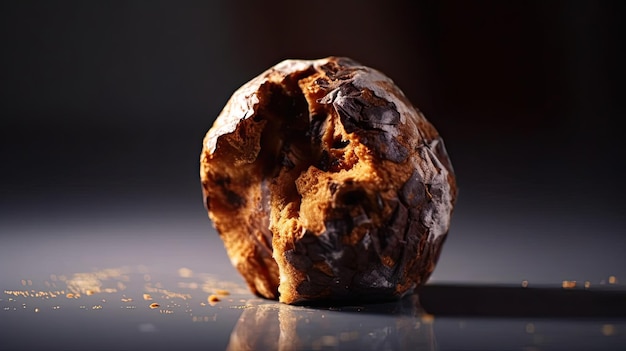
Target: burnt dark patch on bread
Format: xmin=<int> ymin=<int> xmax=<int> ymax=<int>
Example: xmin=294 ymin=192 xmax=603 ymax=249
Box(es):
xmin=200 ymin=57 xmax=457 ymax=304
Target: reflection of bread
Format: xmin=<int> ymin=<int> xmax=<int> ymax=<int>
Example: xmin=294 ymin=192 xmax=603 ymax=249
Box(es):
xmin=200 ymin=57 xmax=457 ymax=304
xmin=227 ymin=297 xmax=435 ymax=351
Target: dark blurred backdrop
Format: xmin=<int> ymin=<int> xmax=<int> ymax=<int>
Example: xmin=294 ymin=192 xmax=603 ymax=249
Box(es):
xmin=1 ymin=1 xmax=624 ymax=284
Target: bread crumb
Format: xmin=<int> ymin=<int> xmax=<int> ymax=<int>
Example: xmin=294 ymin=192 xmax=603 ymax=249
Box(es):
xmin=208 ymin=295 xmax=220 ymax=305
xmin=420 ymin=313 xmax=435 ymax=324
xmin=521 ymin=280 xmax=528 ymax=288
xmin=149 ymin=303 xmax=160 ymax=309
xmin=562 ymin=280 xmax=576 ymax=289
xmin=608 ymin=276 xmax=617 ymax=284
xmin=178 ymin=267 xmax=193 ymax=278
xmin=143 ymin=294 xmax=152 ymax=301
xmin=602 ymin=324 xmax=615 ymax=336
xmin=214 ymin=289 xmax=230 ymax=296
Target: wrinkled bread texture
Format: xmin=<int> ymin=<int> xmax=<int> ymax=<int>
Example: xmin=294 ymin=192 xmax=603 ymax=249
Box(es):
xmin=200 ymin=57 xmax=457 ymax=304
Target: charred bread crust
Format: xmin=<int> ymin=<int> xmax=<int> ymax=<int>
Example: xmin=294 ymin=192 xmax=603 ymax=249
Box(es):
xmin=200 ymin=57 xmax=457 ymax=304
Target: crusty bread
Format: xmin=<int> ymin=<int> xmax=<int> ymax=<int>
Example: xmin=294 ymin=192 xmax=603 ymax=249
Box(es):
xmin=200 ymin=57 xmax=457 ymax=304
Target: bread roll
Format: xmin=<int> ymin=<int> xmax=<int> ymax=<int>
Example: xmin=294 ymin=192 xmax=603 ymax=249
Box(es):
xmin=200 ymin=57 xmax=457 ymax=304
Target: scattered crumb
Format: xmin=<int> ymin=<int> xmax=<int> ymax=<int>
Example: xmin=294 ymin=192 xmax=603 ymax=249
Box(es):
xmin=339 ymin=331 xmax=359 ymax=342
xmin=178 ymin=267 xmax=193 ymax=278
xmin=85 ymin=290 xmax=95 ymax=296
xmin=521 ymin=280 xmax=529 ymax=288
xmin=143 ymin=294 xmax=153 ymax=301
xmin=608 ymin=276 xmax=617 ymax=284
xmin=149 ymin=303 xmax=160 ymax=309
xmin=208 ymin=295 xmax=220 ymax=305
xmin=214 ymin=289 xmax=230 ymax=296
xmin=584 ymin=281 xmax=591 ymax=289
xmin=420 ymin=314 xmax=435 ymax=324
xmin=562 ymin=280 xmax=576 ymax=289
xmin=320 ymin=335 xmax=338 ymax=347
xmin=66 ymin=293 xmax=77 ymax=299
xmin=601 ymin=324 xmax=615 ymax=336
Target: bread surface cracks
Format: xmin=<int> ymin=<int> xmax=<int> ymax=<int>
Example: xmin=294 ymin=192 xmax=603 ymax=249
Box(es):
xmin=257 ymin=72 xmax=372 ymax=302
xmin=208 ymin=69 xmax=381 ymax=300
xmin=202 ymin=58 xmax=457 ymax=305
xmin=207 ymin=66 xmax=416 ymax=303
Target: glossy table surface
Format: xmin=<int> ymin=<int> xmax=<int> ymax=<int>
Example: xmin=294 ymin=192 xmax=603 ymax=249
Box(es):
xmin=1 ymin=215 xmax=625 ymax=351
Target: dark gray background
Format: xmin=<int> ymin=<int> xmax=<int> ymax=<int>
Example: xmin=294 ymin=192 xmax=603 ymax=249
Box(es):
xmin=1 ymin=0 xmax=624 ymax=285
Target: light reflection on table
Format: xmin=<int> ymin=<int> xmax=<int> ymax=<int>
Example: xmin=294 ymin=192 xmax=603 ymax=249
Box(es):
xmin=227 ymin=295 xmax=435 ymax=351
xmin=0 ymin=265 xmax=438 ymax=350
xmin=2 ymin=263 xmax=625 ymax=351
